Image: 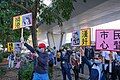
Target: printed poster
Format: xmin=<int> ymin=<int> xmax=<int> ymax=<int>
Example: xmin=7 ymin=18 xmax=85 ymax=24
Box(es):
xmin=71 ymin=31 xmax=80 ymax=46
xmin=80 ymin=28 xmax=91 ymax=46
xmin=13 ymin=42 xmax=21 ymax=53
xmin=7 ymin=42 xmax=14 ymax=52
xmin=96 ymin=29 xmax=120 ymax=51
xmin=13 ymin=16 xmax=22 ymax=30
xmin=13 ymin=13 xmax=32 ymax=30
xmin=22 ymin=13 xmax=32 ymax=27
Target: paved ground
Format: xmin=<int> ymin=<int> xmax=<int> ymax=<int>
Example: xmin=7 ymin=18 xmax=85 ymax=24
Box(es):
xmin=53 ymin=67 xmax=88 ymax=80
xmin=0 ymin=66 xmax=89 ymax=80
xmin=53 ymin=64 xmax=89 ymax=80
xmin=0 ymin=60 xmax=89 ymax=80
xmin=0 ymin=69 xmax=18 ymax=80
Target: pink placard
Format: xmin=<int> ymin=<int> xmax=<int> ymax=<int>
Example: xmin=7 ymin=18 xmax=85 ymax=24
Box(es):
xmin=96 ymin=29 xmax=120 ymax=51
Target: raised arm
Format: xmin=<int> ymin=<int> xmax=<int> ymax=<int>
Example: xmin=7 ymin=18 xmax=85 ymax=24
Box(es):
xmin=80 ymin=47 xmax=92 ymax=68
xmin=24 ymin=43 xmax=35 ymax=53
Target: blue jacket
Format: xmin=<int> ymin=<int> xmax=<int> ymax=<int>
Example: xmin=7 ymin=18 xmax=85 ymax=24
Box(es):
xmin=24 ymin=43 xmax=48 ymax=74
xmin=82 ymin=56 xmax=105 ymax=80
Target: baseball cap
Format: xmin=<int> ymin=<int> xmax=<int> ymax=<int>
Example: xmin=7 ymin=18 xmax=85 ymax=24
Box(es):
xmin=38 ymin=43 xmax=46 ymax=49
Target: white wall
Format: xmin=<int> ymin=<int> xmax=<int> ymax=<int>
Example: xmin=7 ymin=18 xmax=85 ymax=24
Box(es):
xmin=91 ymin=20 xmax=120 ymax=41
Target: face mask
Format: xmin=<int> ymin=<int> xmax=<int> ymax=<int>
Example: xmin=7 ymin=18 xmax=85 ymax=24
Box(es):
xmin=46 ymin=49 xmax=48 ymax=52
xmin=72 ymin=53 xmax=75 ymax=56
xmin=38 ymin=48 xmax=43 ymax=52
xmin=62 ymin=51 xmax=66 ymax=55
xmin=48 ymin=52 xmax=51 ymax=54
xmin=94 ymin=59 xmax=101 ymax=64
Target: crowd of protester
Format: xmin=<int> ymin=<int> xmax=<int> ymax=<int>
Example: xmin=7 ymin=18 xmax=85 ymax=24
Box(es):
xmin=7 ymin=42 xmax=120 ymax=80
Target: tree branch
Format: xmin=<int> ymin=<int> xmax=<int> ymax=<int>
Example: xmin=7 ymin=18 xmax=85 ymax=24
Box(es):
xmin=11 ymin=1 xmax=30 ymax=12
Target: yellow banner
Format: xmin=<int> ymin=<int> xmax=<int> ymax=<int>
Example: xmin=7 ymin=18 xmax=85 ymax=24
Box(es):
xmin=80 ymin=28 xmax=91 ymax=46
xmin=13 ymin=16 xmax=22 ymax=30
xmin=7 ymin=42 xmax=14 ymax=52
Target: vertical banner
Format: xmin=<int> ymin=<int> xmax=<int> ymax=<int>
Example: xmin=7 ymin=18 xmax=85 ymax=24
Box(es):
xmin=13 ymin=42 xmax=21 ymax=53
xmin=7 ymin=42 xmax=14 ymax=52
xmin=13 ymin=16 xmax=22 ymax=30
xmin=96 ymin=29 xmax=120 ymax=51
xmin=80 ymin=28 xmax=91 ymax=46
xmin=71 ymin=31 xmax=80 ymax=46
xmin=22 ymin=13 xmax=32 ymax=27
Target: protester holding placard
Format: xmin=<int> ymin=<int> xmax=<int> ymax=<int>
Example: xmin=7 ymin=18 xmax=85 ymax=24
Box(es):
xmin=80 ymin=47 xmax=105 ymax=80
xmin=24 ymin=42 xmax=49 ymax=80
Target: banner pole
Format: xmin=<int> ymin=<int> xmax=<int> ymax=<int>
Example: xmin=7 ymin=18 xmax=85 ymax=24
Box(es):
xmin=21 ymin=28 xmax=24 ymax=51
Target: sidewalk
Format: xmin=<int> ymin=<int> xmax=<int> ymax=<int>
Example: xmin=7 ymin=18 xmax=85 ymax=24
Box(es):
xmin=53 ymin=66 xmax=89 ymax=80
xmin=0 ymin=69 xmax=18 ymax=80
xmin=0 ymin=58 xmax=8 ymax=66
xmin=0 ymin=59 xmax=18 ymax=80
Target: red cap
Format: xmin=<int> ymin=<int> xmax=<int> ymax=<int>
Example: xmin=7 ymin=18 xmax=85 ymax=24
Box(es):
xmin=38 ymin=43 xmax=46 ymax=49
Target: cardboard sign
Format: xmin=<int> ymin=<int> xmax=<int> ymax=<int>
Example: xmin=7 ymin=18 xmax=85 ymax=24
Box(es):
xmin=13 ymin=42 xmax=21 ymax=53
xmin=13 ymin=13 xmax=32 ymax=30
xmin=7 ymin=42 xmax=14 ymax=52
xmin=80 ymin=28 xmax=91 ymax=46
xmin=96 ymin=29 xmax=120 ymax=51
xmin=71 ymin=31 xmax=80 ymax=46
xmin=13 ymin=16 xmax=22 ymax=30
xmin=22 ymin=13 xmax=32 ymax=27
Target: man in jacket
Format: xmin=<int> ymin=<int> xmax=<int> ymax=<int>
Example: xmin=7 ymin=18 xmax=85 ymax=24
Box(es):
xmin=24 ymin=43 xmax=49 ymax=80
xmin=60 ymin=48 xmax=72 ymax=80
xmin=80 ymin=47 xmax=105 ymax=80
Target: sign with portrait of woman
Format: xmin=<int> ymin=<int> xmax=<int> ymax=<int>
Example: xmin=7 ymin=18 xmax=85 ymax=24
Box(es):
xmin=22 ymin=13 xmax=32 ymax=27
xmin=13 ymin=13 xmax=32 ymax=30
xmin=71 ymin=31 xmax=80 ymax=46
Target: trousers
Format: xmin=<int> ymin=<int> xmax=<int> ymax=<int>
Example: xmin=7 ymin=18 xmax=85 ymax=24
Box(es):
xmin=33 ymin=72 xmax=49 ymax=80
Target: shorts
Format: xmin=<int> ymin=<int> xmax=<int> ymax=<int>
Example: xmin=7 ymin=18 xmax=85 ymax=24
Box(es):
xmin=33 ymin=72 xmax=49 ymax=80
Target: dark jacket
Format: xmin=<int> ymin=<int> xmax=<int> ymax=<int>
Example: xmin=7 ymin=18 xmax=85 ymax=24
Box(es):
xmin=24 ymin=43 xmax=48 ymax=74
xmin=85 ymin=47 xmax=94 ymax=60
xmin=82 ymin=56 xmax=92 ymax=68
xmin=60 ymin=50 xmax=72 ymax=69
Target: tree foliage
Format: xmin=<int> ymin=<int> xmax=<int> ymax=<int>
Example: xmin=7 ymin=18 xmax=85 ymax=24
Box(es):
xmin=0 ymin=0 xmax=30 ymax=48
xmin=0 ymin=0 xmax=86 ymax=48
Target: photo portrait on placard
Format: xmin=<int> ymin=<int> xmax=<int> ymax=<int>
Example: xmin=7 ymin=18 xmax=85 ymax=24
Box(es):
xmin=22 ymin=13 xmax=32 ymax=27
xmin=14 ymin=42 xmax=21 ymax=53
xmin=71 ymin=31 xmax=80 ymax=46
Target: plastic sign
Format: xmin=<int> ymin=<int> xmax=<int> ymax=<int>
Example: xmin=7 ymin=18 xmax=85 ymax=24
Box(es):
xmin=80 ymin=28 xmax=91 ymax=46
xmin=13 ymin=16 xmax=22 ymax=30
xmin=71 ymin=31 xmax=80 ymax=46
xmin=13 ymin=13 xmax=32 ymax=30
xmin=7 ymin=42 xmax=14 ymax=52
xmin=14 ymin=42 xmax=21 ymax=53
xmin=96 ymin=29 xmax=120 ymax=51
xmin=22 ymin=13 xmax=32 ymax=27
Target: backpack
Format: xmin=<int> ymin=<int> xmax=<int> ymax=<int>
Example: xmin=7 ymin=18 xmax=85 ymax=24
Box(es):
xmin=89 ymin=64 xmax=100 ymax=80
